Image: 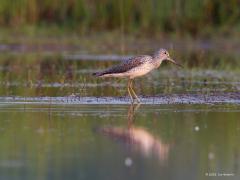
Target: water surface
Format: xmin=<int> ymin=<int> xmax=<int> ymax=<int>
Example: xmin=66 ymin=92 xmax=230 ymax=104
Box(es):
xmin=0 ymin=44 xmax=239 ymax=179
xmin=0 ymin=103 xmax=239 ymax=180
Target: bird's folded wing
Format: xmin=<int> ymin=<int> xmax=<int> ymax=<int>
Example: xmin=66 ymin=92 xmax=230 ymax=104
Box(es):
xmin=102 ymin=55 xmax=151 ymax=75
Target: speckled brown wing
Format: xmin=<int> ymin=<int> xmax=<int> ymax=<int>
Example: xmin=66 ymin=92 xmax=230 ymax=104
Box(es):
xmin=93 ymin=55 xmax=152 ymax=76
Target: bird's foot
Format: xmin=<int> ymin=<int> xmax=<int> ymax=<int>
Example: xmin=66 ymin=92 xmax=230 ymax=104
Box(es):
xmin=131 ymin=97 xmax=141 ymax=104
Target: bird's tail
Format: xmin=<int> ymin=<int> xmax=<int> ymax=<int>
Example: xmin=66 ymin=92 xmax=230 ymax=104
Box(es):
xmin=92 ymin=71 xmax=104 ymax=77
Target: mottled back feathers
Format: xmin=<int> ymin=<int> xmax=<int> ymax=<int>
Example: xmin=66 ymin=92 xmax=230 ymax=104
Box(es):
xmin=93 ymin=55 xmax=152 ymax=76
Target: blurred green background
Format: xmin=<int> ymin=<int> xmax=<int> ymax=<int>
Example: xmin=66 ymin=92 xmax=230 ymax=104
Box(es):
xmin=0 ymin=0 xmax=239 ymax=37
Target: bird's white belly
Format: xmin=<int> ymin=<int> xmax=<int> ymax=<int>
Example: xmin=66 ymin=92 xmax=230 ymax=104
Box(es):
xmin=101 ymin=62 xmax=154 ymax=78
xmin=127 ymin=63 xmax=154 ymax=79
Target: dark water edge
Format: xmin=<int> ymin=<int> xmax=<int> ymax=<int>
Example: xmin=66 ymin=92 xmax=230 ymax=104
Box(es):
xmin=0 ymin=92 xmax=239 ymax=105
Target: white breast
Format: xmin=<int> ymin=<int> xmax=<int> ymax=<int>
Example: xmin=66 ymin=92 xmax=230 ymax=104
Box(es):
xmin=127 ymin=62 xmax=155 ymax=79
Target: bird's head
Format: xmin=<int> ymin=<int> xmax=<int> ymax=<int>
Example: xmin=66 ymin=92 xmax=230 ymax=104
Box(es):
xmin=153 ymin=49 xmax=182 ymax=67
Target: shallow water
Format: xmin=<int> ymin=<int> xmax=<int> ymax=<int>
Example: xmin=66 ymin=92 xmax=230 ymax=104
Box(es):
xmin=0 ymin=103 xmax=239 ymax=180
xmin=0 ymin=47 xmax=240 ymax=179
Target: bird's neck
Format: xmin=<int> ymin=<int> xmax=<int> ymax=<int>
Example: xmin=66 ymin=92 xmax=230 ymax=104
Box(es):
xmin=152 ymin=56 xmax=163 ymax=68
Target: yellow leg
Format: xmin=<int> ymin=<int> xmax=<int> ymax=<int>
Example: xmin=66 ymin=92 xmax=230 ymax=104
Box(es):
xmin=129 ymin=80 xmax=140 ymax=103
xmin=127 ymin=79 xmax=134 ymax=103
xmin=127 ymin=103 xmax=141 ymax=128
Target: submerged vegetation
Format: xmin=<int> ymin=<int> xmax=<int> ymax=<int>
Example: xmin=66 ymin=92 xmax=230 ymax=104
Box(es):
xmin=0 ymin=0 xmax=239 ymax=37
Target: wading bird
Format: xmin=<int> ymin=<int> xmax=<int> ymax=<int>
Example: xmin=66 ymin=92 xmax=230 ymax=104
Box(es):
xmin=93 ymin=49 xmax=182 ymax=103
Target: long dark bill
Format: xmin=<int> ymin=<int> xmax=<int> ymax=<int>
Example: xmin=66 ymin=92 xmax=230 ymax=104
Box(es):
xmin=167 ymin=58 xmax=183 ymax=68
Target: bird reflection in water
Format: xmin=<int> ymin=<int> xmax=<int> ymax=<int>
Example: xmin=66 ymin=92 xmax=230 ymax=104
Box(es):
xmin=97 ymin=104 xmax=170 ymax=163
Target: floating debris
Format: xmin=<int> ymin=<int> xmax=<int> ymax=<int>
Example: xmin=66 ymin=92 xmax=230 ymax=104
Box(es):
xmin=194 ymin=126 xmax=200 ymax=131
xmin=124 ymin=157 xmax=133 ymax=167
xmin=208 ymin=152 xmax=215 ymax=160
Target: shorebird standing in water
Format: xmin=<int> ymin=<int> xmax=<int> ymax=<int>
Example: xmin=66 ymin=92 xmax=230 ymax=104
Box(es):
xmin=93 ymin=49 xmax=182 ymax=103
